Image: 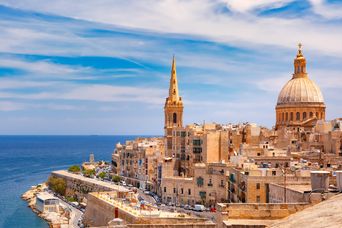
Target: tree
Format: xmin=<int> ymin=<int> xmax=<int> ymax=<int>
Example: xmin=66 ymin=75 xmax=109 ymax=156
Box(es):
xmin=98 ymin=172 xmax=106 ymax=179
xmin=82 ymin=169 xmax=95 ymax=177
xmin=47 ymin=176 xmax=66 ymax=196
xmin=68 ymin=165 xmax=81 ymax=173
xmin=112 ymin=175 xmax=121 ymax=183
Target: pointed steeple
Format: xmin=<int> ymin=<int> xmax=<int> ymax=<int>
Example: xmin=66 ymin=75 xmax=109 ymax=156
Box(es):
xmin=169 ymin=56 xmax=180 ymax=102
xmin=293 ymin=43 xmax=307 ymax=79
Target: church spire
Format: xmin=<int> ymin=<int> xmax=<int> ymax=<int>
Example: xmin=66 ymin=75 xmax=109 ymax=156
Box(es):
xmin=169 ymin=56 xmax=179 ymax=102
xmin=293 ymin=43 xmax=307 ymax=78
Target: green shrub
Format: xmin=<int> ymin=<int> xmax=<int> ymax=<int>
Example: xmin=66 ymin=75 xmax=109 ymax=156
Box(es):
xmin=68 ymin=165 xmax=81 ymax=173
xmin=66 ymin=196 xmax=77 ymax=202
xmin=112 ymin=175 xmax=121 ymax=183
xmin=82 ymin=169 xmax=95 ymax=177
xmin=98 ymin=172 xmax=106 ymax=179
xmin=47 ymin=176 xmax=66 ymax=196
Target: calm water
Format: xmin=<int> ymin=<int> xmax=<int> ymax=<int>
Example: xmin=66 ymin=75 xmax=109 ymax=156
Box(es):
xmin=0 ymin=135 xmax=141 ymax=228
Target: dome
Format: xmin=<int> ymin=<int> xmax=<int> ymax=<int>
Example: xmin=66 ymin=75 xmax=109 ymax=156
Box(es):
xmin=277 ymin=77 xmax=324 ymax=105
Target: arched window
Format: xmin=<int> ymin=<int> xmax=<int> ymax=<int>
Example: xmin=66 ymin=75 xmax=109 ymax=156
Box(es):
xmin=285 ymin=113 xmax=288 ymax=121
xmin=296 ymin=112 xmax=300 ymax=121
xmin=310 ymin=112 xmax=313 ymax=118
xmin=303 ymin=112 xmax=307 ymax=120
xmin=173 ymin=113 xmax=177 ymax=124
xmin=290 ymin=112 xmax=293 ymax=121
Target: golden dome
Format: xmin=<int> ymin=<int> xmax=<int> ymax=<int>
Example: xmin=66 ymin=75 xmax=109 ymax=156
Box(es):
xmin=277 ymin=44 xmax=324 ymax=106
xmin=277 ymin=77 xmax=324 ymax=105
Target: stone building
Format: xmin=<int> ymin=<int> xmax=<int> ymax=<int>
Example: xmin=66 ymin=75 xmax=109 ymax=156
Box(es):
xmin=228 ymin=166 xmax=311 ymax=203
xmin=160 ymin=162 xmax=230 ymax=207
xmin=112 ymin=138 xmax=164 ymax=191
xmin=169 ymin=123 xmax=230 ymax=177
xmin=275 ymin=44 xmax=326 ymax=129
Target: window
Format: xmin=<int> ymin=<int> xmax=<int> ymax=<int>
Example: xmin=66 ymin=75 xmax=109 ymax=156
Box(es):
xmin=188 ymin=189 xmax=191 ymax=195
xmin=199 ymin=191 xmax=206 ymax=199
xmin=285 ymin=112 xmax=288 ymax=121
xmin=181 ymin=188 xmax=183 ymax=194
xmin=193 ymin=139 xmax=202 ymax=146
xmin=208 ymin=179 xmax=213 ymax=187
xmin=221 ymin=180 xmax=224 ymax=187
xmin=173 ymin=113 xmax=177 ymax=124
xmin=197 ymin=177 xmax=204 ymax=187
xmin=193 ymin=147 xmax=202 ymax=153
xmin=272 ymin=171 xmax=276 ymax=176
xmin=256 ymin=183 xmax=260 ymax=190
xmin=303 ymin=112 xmax=307 ymax=120
xmin=310 ymin=112 xmax=313 ymax=117
xmin=296 ymin=112 xmax=300 ymax=121
xmin=173 ymin=188 xmax=176 ymax=193
xmin=164 ymin=187 xmax=166 ymax=193
xmin=282 ymin=113 xmax=284 ymax=121
xmin=290 ymin=112 xmax=293 ymax=121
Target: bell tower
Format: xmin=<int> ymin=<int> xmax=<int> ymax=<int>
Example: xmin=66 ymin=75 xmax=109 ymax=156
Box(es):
xmin=164 ymin=56 xmax=183 ymax=156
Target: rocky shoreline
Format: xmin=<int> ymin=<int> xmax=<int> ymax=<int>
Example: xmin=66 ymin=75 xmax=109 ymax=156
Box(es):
xmin=22 ymin=184 xmax=70 ymax=228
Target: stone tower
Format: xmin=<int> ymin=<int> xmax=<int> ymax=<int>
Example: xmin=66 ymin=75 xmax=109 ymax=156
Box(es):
xmin=164 ymin=56 xmax=183 ymax=156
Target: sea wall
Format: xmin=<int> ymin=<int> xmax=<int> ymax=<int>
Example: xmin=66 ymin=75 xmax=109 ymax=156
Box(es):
xmin=51 ymin=170 xmax=125 ymax=200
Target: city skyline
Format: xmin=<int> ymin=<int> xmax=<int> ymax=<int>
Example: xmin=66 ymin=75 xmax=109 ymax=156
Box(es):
xmin=0 ymin=1 xmax=341 ymax=135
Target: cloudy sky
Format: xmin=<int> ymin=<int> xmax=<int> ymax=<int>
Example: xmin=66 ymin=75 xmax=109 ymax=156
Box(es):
xmin=0 ymin=0 xmax=341 ymax=135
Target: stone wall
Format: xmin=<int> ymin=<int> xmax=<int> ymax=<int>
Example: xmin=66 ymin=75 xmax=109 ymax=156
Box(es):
xmin=84 ymin=193 xmax=210 ymax=227
xmin=51 ymin=170 xmax=124 ymax=200
xmin=217 ymin=203 xmax=309 ymax=220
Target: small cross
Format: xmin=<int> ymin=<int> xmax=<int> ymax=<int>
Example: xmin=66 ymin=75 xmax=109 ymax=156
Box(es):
xmin=298 ymin=43 xmax=302 ymax=51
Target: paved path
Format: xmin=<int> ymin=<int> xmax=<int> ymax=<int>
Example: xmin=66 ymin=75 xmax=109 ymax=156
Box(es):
xmin=136 ymin=189 xmax=156 ymax=205
xmin=44 ymin=191 xmax=83 ymax=227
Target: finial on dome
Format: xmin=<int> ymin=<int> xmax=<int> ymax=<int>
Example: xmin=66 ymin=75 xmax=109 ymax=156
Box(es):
xmin=298 ymin=43 xmax=302 ymax=50
xmin=297 ymin=43 xmax=303 ymax=57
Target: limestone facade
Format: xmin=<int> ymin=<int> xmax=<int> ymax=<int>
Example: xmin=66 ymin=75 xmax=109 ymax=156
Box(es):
xmin=160 ymin=162 xmax=230 ymax=207
xmin=112 ymin=138 xmax=164 ymax=191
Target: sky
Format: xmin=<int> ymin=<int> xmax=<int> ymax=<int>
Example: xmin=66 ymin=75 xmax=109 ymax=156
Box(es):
xmin=0 ymin=0 xmax=341 ymax=135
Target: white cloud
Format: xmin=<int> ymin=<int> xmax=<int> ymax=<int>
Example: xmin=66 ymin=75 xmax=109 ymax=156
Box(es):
xmin=0 ymin=58 xmax=79 ymax=76
xmin=222 ymin=0 xmax=294 ymax=13
xmin=1 ymin=0 xmax=342 ymax=57
xmin=0 ymin=84 xmax=166 ymax=105
xmin=309 ymin=0 xmax=342 ymax=19
xmin=0 ymin=101 xmax=26 ymax=111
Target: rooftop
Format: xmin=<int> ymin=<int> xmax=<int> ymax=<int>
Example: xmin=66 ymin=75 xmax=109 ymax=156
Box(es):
xmin=36 ymin=192 xmax=58 ymax=201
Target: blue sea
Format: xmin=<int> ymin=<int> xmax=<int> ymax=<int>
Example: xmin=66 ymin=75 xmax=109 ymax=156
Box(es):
xmin=0 ymin=135 xmax=141 ymax=228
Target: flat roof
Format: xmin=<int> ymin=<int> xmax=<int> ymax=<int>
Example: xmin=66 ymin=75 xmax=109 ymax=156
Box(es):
xmin=37 ymin=192 xmax=58 ymax=201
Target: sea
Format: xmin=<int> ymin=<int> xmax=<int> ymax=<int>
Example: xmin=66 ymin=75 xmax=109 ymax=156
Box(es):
xmin=0 ymin=135 xmax=142 ymax=228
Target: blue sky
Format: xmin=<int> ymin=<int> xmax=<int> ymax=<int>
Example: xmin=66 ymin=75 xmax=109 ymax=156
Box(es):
xmin=0 ymin=0 xmax=341 ymax=135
